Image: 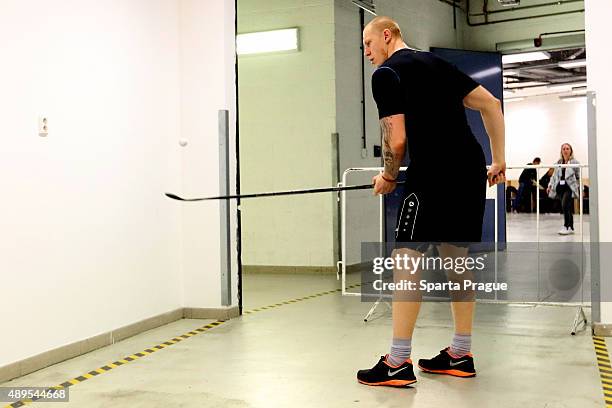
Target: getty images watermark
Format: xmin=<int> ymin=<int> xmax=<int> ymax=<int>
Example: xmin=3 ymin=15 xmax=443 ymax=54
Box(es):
xmin=358 ymin=242 xmax=594 ymax=303
xmin=370 ymin=251 xmax=507 ymax=294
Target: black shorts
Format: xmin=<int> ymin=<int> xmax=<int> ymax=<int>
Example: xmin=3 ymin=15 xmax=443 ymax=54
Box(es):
xmin=395 ymin=166 xmax=487 ymax=246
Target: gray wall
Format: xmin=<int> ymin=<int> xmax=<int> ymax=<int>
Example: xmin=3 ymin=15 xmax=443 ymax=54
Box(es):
xmin=238 ymin=0 xmax=337 ymax=268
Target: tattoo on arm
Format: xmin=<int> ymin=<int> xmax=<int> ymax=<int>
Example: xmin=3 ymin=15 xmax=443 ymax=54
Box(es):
xmin=380 ymin=117 xmax=401 ymax=179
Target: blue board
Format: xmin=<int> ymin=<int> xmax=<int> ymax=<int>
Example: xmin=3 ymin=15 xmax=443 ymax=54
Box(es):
xmin=384 ymin=47 xmax=506 ymax=244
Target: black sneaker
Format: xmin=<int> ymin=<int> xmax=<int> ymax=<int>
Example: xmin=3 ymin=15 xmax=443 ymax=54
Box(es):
xmin=357 ymin=355 xmax=417 ymax=387
xmin=418 ymin=348 xmax=476 ymax=378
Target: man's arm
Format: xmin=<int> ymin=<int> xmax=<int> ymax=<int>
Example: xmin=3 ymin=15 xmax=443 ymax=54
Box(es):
xmin=463 ymin=85 xmax=506 ymax=185
xmin=380 ymin=113 xmax=407 ymax=180
xmin=372 ymin=113 xmax=406 ymax=195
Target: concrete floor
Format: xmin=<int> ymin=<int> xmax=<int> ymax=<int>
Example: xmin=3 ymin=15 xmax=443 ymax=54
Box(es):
xmin=2 ymin=271 xmax=606 ymax=408
xmin=1 ymin=215 xmax=605 ymax=407
xmin=506 ymin=212 xmax=590 ymax=242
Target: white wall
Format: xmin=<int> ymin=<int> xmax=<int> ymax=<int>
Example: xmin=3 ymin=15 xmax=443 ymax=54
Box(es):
xmin=0 ymin=0 xmax=236 ymax=368
xmin=238 ymin=0 xmax=337 ymax=267
xmin=180 ymin=0 xmax=238 ymax=307
xmin=585 ymin=1 xmax=612 ymax=325
xmin=504 ymin=94 xmax=588 ymax=180
xmin=0 ymin=0 xmax=181 ymax=367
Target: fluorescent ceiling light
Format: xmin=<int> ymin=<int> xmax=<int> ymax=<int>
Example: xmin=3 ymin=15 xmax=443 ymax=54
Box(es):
xmin=560 ymin=95 xmax=586 ymax=102
xmin=547 ymin=83 xmax=572 ymax=91
xmin=502 ymin=51 xmax=550 ymax=64
xmin=503 ymin=70 xmax=519 ymax=76
xmin=505 ymin=81 xmax=548 ymax=89
xmin=503 ymin=90 xmax=515 ymax=97
xmin=237 ymin=28 xmax=299 ymax=56
xmin=559 ymin=59 xmax=587 ymax=69
xmin=570 ymin=82 xmax=587 ymax=88
xmin=505 ymin=97 xmax=525 ymax=103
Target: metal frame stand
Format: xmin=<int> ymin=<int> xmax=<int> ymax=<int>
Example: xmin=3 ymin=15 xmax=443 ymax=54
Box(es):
xmin=571 ymin=306 xmax=588 ymax=335
xmin=363 ymin=297 xmax=391 ymax=322
xmin=363 ymin=187 xmax=388 ymax=322
xmin=340 ymin=165 xmax=591 ymax=332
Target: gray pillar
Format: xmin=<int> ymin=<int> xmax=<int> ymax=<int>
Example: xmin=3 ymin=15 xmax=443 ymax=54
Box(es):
xmin=219 ymin=110 xmax=231 ymax=306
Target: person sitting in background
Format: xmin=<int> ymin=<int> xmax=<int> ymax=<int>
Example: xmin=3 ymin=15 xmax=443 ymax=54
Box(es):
xmin=538 ymin=168 xmax=556 ymax=213
xmin=506 ymin=182 xmax=518 ymax=213
xmin=547 ymin=143 xmax=580 ymax=235
xmin=514 ymin=157 xmax=540 ymax=212
xmin=539 ymin=167 xmax=553 ymax=190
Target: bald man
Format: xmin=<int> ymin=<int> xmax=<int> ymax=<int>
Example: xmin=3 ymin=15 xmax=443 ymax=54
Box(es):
xmin=356 ymin=17 xmax=506 ymax=387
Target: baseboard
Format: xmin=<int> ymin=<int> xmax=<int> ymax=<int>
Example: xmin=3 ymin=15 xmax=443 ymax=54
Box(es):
xmin=0 ymin=306 xmax=238 ymax=384
xmin=183 ymin=306 xmax=240 ymax=320
xmin=243 ymin=265 xmax=337 ymax=274
xmin=243 ymin=262 xmax=370 ymax=275
xmin=593 ymin=323 xmax=612 ymax=336
xmin=345 ymin=261 xmax=372 ymax=274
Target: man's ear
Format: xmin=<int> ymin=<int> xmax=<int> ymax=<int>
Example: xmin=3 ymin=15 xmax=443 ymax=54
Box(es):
xmin=383 ymin=29 xmax=392 ymax=43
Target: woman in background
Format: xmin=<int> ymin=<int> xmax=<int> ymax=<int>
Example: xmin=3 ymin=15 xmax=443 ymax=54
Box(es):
xmin=547 ymin=143 xmax=580 ymax=235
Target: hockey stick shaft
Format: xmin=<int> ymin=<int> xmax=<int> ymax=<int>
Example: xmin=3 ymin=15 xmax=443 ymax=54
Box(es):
xmin=165 ymin=181 xmax=405 ymax=202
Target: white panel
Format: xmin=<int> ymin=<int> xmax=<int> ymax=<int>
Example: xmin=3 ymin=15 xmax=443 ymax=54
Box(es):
xmin=585 ymin=1 xmax=612 ymax=324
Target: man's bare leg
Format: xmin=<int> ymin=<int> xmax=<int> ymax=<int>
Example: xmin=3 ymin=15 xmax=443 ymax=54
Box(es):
xmin=386 ymin=247 xmax=422 ymax=366
xmin=416 ymin=243 xmax=477 ymax=378
xmin=438 ymin=243 xmax=475 ymax=356
xmin=356 ymin=247 xmax=421 ymax=387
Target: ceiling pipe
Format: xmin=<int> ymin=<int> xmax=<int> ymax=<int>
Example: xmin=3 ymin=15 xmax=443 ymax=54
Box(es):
xmin=504 ymin=79 xmax=586 ymax=91
xmin=438 ymin=0 xmax=583 ymax=16
xmin=504 ymin=60 xmax=586 ymax=71
xmin=535 ymin=29 xmax=586 ymax=46
xmin=466 ymin=0 xmax=584 ymax=26
xmin=471 ymin=0 xmax=583 ymax=17
xmin=438 ymin=0 xmax=466 ymax=12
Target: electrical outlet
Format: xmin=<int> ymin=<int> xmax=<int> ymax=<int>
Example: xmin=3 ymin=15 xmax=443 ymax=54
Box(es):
xmin=38 ymin=116 xmax=49 ymax=137
xmin=373 ymin=145 xmax=381 ymax=157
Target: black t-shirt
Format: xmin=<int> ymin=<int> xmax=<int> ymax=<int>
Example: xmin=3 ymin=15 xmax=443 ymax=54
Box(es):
xmin=371 ymin=48 xmax=484 ymax=172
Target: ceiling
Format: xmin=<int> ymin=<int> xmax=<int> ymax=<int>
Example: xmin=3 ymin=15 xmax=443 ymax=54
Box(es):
xmin=503 ymin=47 xmax=587 ymax=99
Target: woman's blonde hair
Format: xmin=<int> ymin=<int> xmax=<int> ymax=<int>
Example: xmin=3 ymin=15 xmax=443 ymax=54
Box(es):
xmin=559 ymin=143 xmax=574 ymax=163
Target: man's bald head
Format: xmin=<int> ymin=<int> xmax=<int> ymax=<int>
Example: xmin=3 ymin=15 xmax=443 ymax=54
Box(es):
xmin=364 ymin=16 xmax=402 ymax=40
xmin=362 ymin=16 xmax=406 ymax=67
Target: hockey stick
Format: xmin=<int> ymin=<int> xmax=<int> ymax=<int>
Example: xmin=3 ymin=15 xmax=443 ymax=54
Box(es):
xmin=165 ymin=181 xmax=405 ymax=202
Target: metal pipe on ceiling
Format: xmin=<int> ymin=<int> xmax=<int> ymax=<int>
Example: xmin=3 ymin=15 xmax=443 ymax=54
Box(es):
xmin=466 ymin=0 xmax=584 ymax=26
xmin=470 ymin=0 xmax=583 ymax=17
xmin=439 ymin=0 xmax=584 ymax=27
xmin=438 ymin=0 xmax=465 ymax=12
xmin=538 ymin=29 xmax=585 ymax=39
xmin=504 ymin=79 xmax=586 ymax=90
xmin=505 ymin=60 xmax=586 ymax=71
